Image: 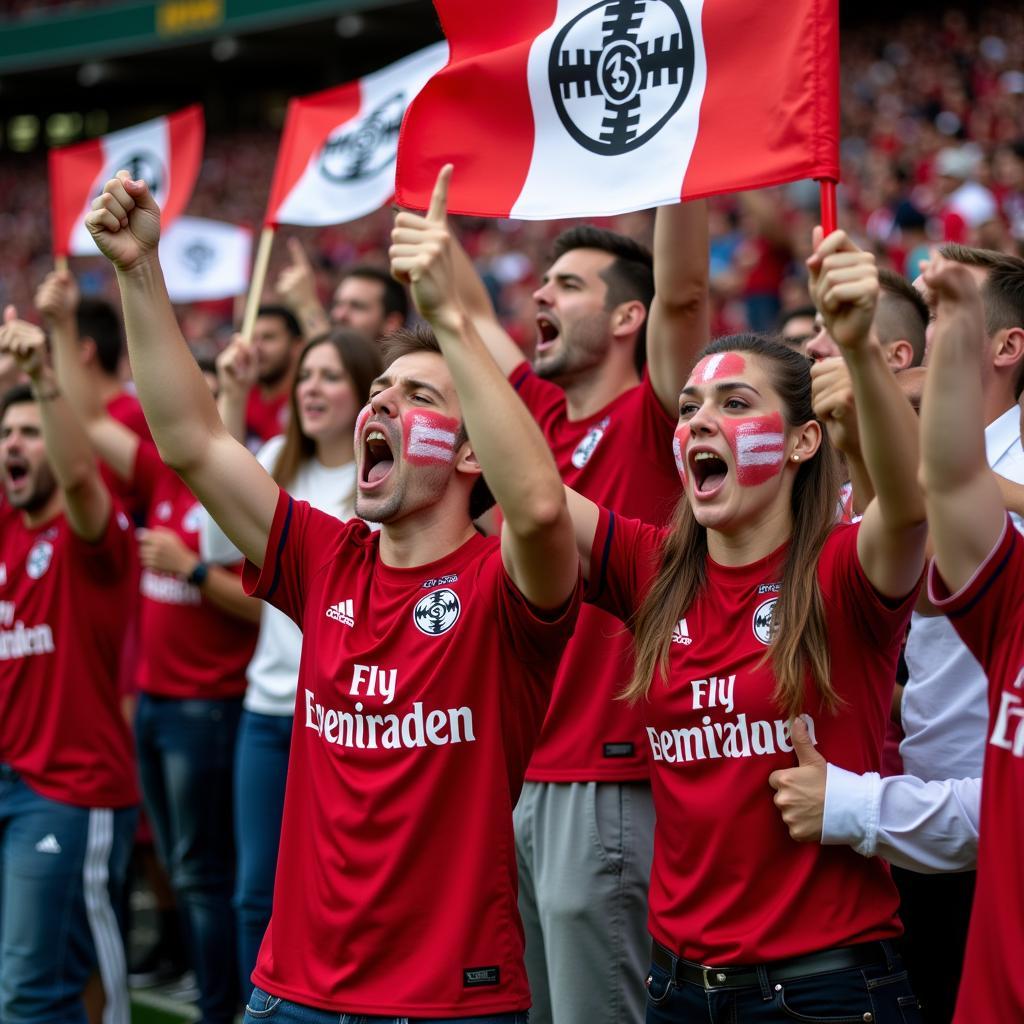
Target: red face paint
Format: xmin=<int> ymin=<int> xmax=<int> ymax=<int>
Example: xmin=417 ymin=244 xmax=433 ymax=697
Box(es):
xmin=672 ymin=424 xmax=688 ymax=488
xmin=719 ymin=411 xmax=786 ymax=487
xmin=401 ymin=410 xmax=460 ymax=466
xmin=689 ymin=352 xmax=747 ymax=387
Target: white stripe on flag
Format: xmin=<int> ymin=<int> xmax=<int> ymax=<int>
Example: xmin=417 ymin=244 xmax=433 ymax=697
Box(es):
xmin=511 ymin=0 xmax=708 ymax=219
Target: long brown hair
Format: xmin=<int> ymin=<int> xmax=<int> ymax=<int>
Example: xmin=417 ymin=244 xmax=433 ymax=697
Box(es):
xmin=626 ymin=335 xmax=843 ymax=719
xmin=271 ymin=329 xmax=382 ymax=490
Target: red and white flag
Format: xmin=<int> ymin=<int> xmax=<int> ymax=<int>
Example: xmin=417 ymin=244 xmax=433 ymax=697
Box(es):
xmin=396 ymin=0 xmax=839 ymax=218
xmin=160 ymin=217 xmax=253 ymax=304
xmin=265 ymin=42 xmax=448 ymax=227
xmin=48 ymin=105 xmax=204 ymax=258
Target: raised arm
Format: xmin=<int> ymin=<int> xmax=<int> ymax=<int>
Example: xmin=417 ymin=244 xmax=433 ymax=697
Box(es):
xmin=918 ymin=254 xmax=1004 ymax=591
xmin=646 ymin=201 xmax=710 ymax=416
xmin=809 ymin=229 xmax=926 ymax=597
xmin=35 ymin=269 xmax=139 ymax=480
xmin=0 ymin=307 xmax=110 ymax=541
xmin=447 ymin=230 xmax=525 ymax=377
xmin=390 ymin=168 xmax=578 ymax=609
xmin=215 ymin=335 xmax=258 ymax=445
xmin=85 ymin=173 xmax=278 ymax=565
xmin=274 ymin=237 xmax=331 ymax=341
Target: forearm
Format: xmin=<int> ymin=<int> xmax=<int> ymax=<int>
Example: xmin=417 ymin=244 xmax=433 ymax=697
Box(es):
xmin=47 ymin=317 xmax=105 ymax=425
xmin=200 ymin=565 xmax=262 ymax=623
xmin=290 ymin=298 xmax=330 ymax=341
xmin=845 ymin=340 xmax=924 ymax=528
xmin=217 ymin=390 xmax=248 ymax=445
xmin=648 ymin=200 xmax=710 ymax=409
xmin=433 ymin=308 xmax=564 ymax=534
xmin=115 ymin=255 xmax=225 ymax=471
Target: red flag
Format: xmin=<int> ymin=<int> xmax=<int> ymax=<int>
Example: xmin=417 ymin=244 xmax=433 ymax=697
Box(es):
xmin=265 ymin=42 xmax=448 ymax=227
xmin=48 ymin=105 xmax=204 ymax=258
xmin=396 ymin=0 xmax=839 ymax=219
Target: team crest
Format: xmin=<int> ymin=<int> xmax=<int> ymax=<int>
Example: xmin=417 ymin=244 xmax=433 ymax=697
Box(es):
xmin=182 ymin=503 xmax=204 ymax=534
xmin=549 ymin=0 xmax=695 ymax=156
xmin=413 ymin=588 xmax=461 ymax=636
xmin=752 ymin=597 xmax=777 ymax=646
xmin=155 ymin=500 xmax=173 ymax=522
xmin=26 ymin=540 xmax=54 ymax=580
xmin=571 ymin=417 xmax=610 ymax=469
xmin=319 ymin=92 xmax=405 ymax=184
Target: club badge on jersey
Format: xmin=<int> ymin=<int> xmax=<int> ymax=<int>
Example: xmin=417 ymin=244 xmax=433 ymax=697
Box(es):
xmin=413 ymin=588 xmax=461 ymax=636
xmin=572 ymin=416 xmax=610 ymax=469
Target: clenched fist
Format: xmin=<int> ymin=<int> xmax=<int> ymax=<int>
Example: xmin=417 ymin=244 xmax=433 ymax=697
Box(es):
xmin=85 ymin=171 xmax=161 ymax=273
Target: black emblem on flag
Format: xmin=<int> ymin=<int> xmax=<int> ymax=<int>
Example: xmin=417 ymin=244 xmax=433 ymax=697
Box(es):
xmin=413 ymin=587 xmax=461 ymax=636
xmin=183 ymin=239 xmax=216 ymax=277
xmin=752 ymin=597 xmax=777 ymax=646
xmin=123 ymin=151 xmax=164 ymax=195
xmin=319 ymin=92 xmax=406 ymax=184
xmin=549 ymin=0 xmax=695 ymax=156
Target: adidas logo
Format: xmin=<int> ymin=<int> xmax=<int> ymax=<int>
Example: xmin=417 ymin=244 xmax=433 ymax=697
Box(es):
xmin=34 ymin=834 xmax=61 ymax=854
xmin=325 ymin=599 xmax=355 ymax=627
xmin=671 ymin=618 xmax=693 ymax=646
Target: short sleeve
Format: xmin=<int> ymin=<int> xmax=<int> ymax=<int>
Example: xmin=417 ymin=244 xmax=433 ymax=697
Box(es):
xmin=243 ymin=489 xmax=357 ymax=625
xmin=586 ymin=507 xmax=665 ymax=624
xmin=928 ymin=515 xmax=1023 ymax=670
xmin=509 ymin=362 xmax=567 ymax=426
xmin=818 ymin=523 xmax=919 ymax=649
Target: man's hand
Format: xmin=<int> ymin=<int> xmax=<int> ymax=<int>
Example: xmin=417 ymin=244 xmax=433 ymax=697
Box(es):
xmin=768 ymin=717 xmax=827 ymax=843
xmin=137 ymin=527 xmax=200 ymax=578
xmin=389 ymin=165 xmax=460 ymax=326
xmin=811 ymin=356 xmax=861 ymax=457
xmin=85 ymin=171 xmax=161 ymax=273
xmin=275 ymin=237 xmax=319 ymax=311
xmin=216 ymin=334 xmax=258 ymax=402
xmin=34 ymin=271 xmax=80 ymax=329
xmin=920 ymin=252 xmax=985 ymax=355
xmin=0 ymin=306 xmax=48 ymax=381
xmin=807 ymin=228 xmax=879 ymax=351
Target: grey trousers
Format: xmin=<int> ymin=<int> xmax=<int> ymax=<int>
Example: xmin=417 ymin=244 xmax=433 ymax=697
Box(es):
xmin=514 ymin=781 xmax=655 ymax=1024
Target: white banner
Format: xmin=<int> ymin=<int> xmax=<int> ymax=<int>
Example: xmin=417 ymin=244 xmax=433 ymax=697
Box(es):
xmin=160 ymin=217 xmax=253 ymax=303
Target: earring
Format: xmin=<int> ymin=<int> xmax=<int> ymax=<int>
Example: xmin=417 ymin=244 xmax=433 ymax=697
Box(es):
xmin=791 ymin=454 xmax=800 ymax=462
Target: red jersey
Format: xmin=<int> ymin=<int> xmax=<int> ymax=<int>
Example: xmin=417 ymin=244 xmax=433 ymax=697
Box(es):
xmin=246 ymin=387 xmax=289 ymax=449
xmin=243 ymin=490 xmax=579 ymax=1016
xmin=0 ymin=503 xmax=138 ymax=808
xmin=510 ymin=364 xmax=679 ymax=781
xmin=589 ymin=510 xmax=914 ymax=963
xmin=107 ymin=390 xmax=152 ymax=441
xmin=930 ymin=519 xmax=1024 ymax=1023
xmin=133 ymin=441 xmax=255 ymax=699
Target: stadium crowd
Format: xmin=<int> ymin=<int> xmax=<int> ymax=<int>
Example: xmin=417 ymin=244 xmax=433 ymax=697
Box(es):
xmin=1 ymin=6 xmax=1024 ymax=1024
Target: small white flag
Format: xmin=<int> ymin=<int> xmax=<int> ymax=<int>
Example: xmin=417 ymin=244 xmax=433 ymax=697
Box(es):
xmin=159 ymin=216 xmax=253 ymax=303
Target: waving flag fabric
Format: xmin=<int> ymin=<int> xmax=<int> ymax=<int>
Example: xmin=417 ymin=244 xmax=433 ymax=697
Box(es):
xmin=265 ymin=42 xmax=448 ymax=227
xmin=49 ymin=105 xmax=203 ymax=258
xmin=395 ymin=0 xmax=839 ymax=219
xmin=160 ymin=217 xmax=253 ymax=304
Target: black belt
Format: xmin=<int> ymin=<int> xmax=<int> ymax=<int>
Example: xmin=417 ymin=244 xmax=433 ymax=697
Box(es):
xmin=651 ymin=939 xmax=892 ymax=991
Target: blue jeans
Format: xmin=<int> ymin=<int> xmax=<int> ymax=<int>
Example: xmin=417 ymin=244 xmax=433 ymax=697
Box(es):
xmin=645 ymin=942 xmax=922 ymax=1023
xmin=135 ymin=693 xmax=242 ymax=1024
xmin=244 ymin=987 xmax=528 ymax=1024
xmin=0 ymin=766 xmax=136 ymax=1024
xmin=234 ymin=710 xmax=292 ymax=993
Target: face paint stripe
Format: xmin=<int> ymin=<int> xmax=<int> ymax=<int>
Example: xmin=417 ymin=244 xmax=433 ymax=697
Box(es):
xmin=701 ymin=353 xmax=725 ymax=381
xmin=407 ymin=441 xmax=456 ymax=461
xmin=409 ymin=426 xmax=458 ymax=445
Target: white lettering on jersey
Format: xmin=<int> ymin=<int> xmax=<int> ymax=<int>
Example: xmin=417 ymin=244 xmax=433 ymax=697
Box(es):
xmin=690 ymin=675 xmax=735 ymax=714
xmin=303 ymin=689 xmax=475 ymax=750
xmin=990 ymin=688 xmax=1024 ymax=758
xmin=326 ymin=599 xmax=355 ymax=627
xmin=349 ymin=663 xmax=396 ymax=705
xmin=0 ymin=621 xmax=55 ymax=660
xmin=647 ymin=709 xmax=818 ymax=764
xmin=140 ymin=570 xmax=201 ymax=606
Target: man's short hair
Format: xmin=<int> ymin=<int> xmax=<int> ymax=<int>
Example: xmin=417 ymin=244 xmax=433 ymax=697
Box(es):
xmin=940 ymin=244 xmax=1024 ymax=396
xmin=77 ymin=298 xmax=124 ymax=376
xmin=775 ymin=305 xmax=817 ymax=334
xmin=256 ymin=305 xmax=303 ymax=340
xmin=551 ymin=225 xmax=654 ymax=371
xmin=876 ymin=269 xmax=929 ymax=368
xmin=0 ymin=383 xmax=35 ymax=421
xmin=343 ymin=265 xmax=409 ymax=325
xmin=379 ymin=325 xmax=493 ymax=517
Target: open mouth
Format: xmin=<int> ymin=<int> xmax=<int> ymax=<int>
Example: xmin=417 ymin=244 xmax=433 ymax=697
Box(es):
xmin=360 ymin=427 xmax=395 ymax=488
xmin=535 ymin=314 xmax=560 ymax=353
xmin=3 ymin=461 xmax=27 ymax=487
xmin=689 ymin=449 xmax=728 ymax=497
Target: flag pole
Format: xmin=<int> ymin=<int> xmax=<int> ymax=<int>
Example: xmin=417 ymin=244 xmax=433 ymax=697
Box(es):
xmin=818 ymin=179 xmax=837 ymax=236
xmin=240 ymin=226 xmax=275 ymax=343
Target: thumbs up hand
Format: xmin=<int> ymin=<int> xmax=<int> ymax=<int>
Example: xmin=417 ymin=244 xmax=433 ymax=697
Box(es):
xmin=767 ymin=716 xmax=828 ymax=843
